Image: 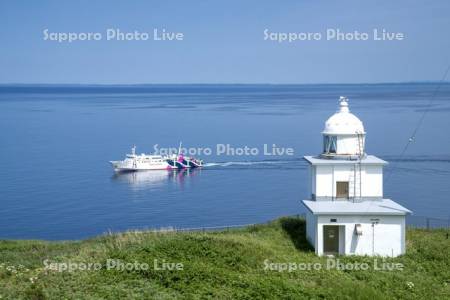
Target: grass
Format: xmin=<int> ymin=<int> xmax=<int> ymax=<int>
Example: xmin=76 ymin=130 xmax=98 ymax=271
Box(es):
xmin=0 ymin=217 xmax=449 ymax=299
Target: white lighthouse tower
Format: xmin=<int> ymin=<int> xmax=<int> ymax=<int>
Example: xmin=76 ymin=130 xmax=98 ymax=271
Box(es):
xmin=302 ymin=97 xmax=411 ymax=257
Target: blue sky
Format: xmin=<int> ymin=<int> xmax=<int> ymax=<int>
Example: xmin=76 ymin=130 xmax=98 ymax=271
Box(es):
xmin=0 ymin=0 xmax=449 ymax=84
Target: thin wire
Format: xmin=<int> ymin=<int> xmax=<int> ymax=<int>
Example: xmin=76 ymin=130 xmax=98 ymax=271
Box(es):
xmin=362 ymin=68 xmax=450 ymax=223
xmin=386 ymin=64 xmax=450 ymax=182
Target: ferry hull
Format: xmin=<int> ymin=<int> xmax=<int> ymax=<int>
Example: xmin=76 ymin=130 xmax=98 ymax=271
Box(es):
xmin=110 ymin=161 xmax=177 ymax=172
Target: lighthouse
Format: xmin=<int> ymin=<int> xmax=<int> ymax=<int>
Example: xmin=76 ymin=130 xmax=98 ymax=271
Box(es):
xmin=302 ymin=97 xmax=411 ymax=257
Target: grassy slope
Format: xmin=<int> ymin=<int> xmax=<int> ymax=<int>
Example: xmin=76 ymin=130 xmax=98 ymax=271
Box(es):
xmin=0 ymin=217 xmax=449 ymax=299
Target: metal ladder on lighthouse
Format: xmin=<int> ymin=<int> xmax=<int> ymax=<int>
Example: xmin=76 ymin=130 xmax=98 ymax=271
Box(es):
xmin=349 ymin=132 xmax=365 ymax=202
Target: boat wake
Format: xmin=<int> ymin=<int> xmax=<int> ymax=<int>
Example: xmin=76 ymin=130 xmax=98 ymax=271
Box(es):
xmin=203 ymin=158 xmax=304 ymax=169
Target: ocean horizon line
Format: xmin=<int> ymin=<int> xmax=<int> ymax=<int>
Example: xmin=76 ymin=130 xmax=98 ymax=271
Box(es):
xmin=0 ymin=81 xmax=450 ymax=87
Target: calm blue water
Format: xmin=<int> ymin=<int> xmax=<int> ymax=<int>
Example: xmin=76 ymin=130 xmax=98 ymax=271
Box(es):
xmin=0 ymin=84 xmax=449 ymax=240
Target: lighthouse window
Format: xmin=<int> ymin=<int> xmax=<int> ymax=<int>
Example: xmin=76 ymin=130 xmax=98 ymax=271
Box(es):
xmin=323 ymin=136 xmax=337 ymax=154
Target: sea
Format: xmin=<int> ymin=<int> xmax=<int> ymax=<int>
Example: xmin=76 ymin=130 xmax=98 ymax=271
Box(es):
xmin=0 ymin=83 xmax=449 ymax=240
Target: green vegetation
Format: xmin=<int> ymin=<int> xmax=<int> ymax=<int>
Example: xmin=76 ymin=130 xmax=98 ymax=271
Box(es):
xmin=0 ymin=217 xmax=449 ymax=299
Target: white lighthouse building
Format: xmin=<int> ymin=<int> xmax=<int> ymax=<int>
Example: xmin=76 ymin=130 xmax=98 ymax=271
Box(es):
xmin=302 ymin=97 xmax=411 ymax=257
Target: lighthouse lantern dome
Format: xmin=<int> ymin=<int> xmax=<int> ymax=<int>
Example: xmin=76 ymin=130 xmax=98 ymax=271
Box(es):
xmin=321 ymin=97 xmax=366 ymax=158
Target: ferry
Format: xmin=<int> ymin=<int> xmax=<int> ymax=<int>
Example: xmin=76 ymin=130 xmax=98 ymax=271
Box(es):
xmin=110 ymin=146 xmax=203 ymax=172
xmin=110 ymin=146 xmax=177 ymax=171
